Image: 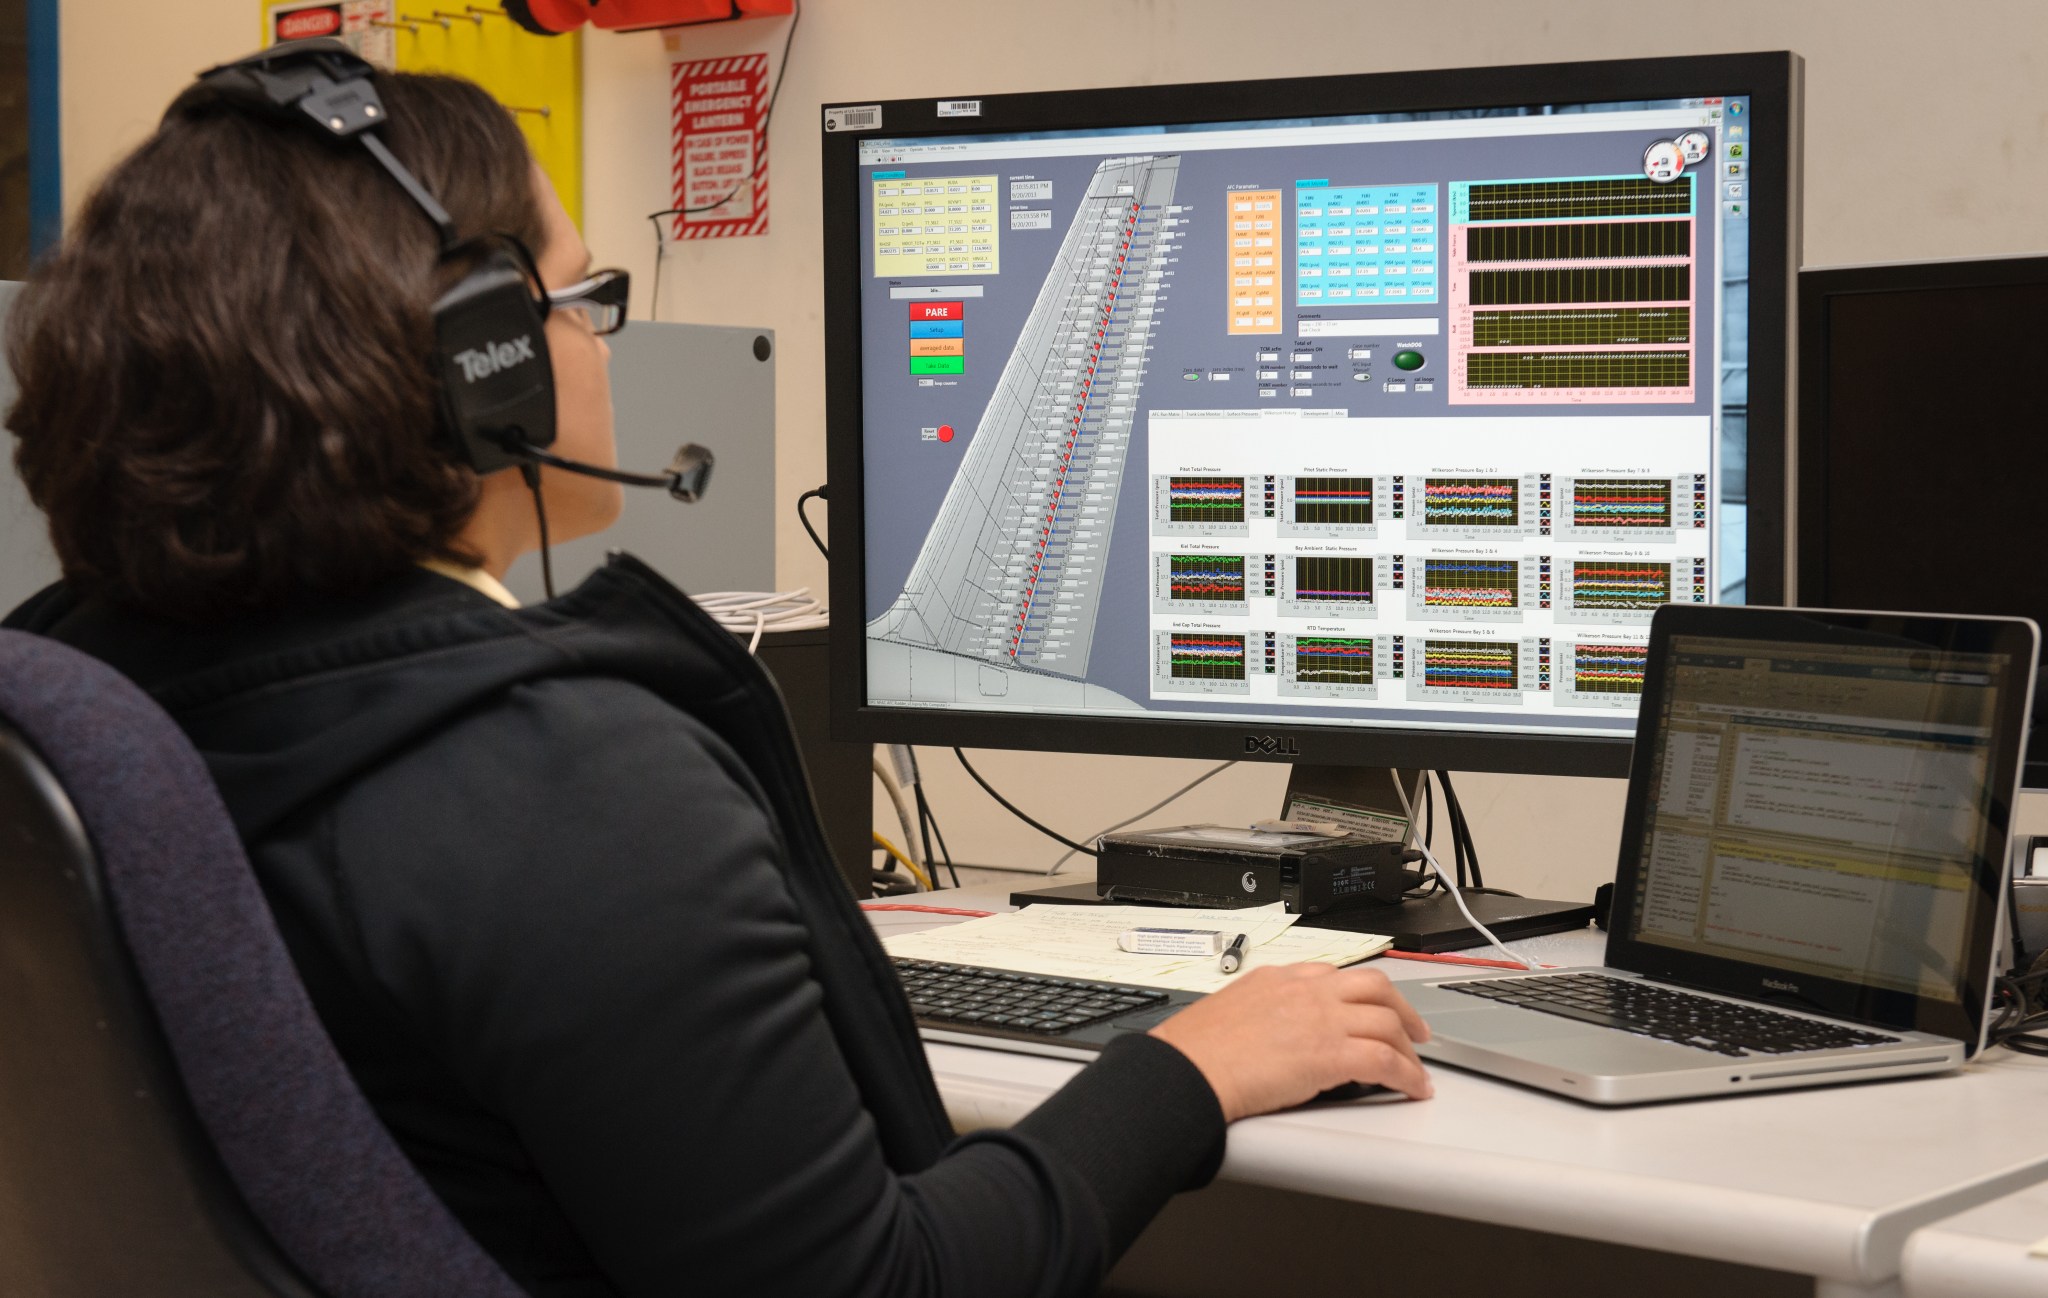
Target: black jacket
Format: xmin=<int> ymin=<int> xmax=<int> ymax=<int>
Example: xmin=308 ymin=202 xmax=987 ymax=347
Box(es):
xmin=7 ymin=554 xmax=1225 ymax=1297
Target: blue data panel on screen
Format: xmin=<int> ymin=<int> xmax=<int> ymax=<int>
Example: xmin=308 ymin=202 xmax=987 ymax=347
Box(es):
xmin=1295 ymin=181 xmax=1439 ymax=305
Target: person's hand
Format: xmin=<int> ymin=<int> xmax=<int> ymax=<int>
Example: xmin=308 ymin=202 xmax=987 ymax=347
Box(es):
xmin=1148 ymin=963 xmax=1433 ymax=1120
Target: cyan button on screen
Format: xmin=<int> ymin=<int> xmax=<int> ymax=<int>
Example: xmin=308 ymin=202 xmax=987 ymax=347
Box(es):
xmin=910 ymin=320 xmax=965 ymax=338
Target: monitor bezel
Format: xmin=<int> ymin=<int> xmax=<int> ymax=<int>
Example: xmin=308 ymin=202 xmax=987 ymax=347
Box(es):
xmin=824 ymin=51 xmax=1803 ymax=778
xmin=1796 ymin=253 xmax=2048 ymax=788
xmin=1604 ymin=604 xmax=2037 ymax=1050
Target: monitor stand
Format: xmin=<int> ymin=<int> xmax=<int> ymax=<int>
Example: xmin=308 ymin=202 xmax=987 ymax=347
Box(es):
xmin=1006 ymin=764 xmax=1598 ymax=953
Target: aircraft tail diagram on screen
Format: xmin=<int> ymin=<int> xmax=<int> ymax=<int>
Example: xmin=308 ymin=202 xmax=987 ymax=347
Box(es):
xmin=868 ymin=153 xmax=1180 ymax=709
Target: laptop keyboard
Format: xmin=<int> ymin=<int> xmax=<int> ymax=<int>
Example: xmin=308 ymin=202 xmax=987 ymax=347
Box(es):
xmin=894 ymin=958 xmax=1169 ymax=1035
xmin=1447 ymin=973 xmax=1903 ymax=1056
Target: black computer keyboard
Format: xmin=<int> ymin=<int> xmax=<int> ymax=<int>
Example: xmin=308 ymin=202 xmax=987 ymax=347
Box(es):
xmin=1447 ymin=973 xmax=1902 ymax=1056
xmin=893 ymin=958 xmax=1169 ymax=1035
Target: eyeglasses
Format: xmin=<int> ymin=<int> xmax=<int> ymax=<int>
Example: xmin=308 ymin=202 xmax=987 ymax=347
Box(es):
xmin=545 ymin=268 xmax=631 ymax=336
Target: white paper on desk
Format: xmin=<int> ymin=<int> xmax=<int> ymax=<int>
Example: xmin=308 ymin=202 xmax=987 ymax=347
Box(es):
xmin=882 ymin=903 xmax=1392 ymax=994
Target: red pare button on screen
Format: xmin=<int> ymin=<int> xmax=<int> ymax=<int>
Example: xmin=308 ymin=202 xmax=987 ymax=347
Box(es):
xmin=911 ymin=301 xmax=964 ymax=320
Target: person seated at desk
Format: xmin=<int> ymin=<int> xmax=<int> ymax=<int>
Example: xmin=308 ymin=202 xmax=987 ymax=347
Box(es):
xmin=1 ymin=64 xmax=1432 ymax=1298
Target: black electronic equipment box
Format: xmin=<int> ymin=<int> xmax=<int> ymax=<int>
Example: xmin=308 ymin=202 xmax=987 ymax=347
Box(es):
xmin=1094 ymin=824 xmax=1413 ymax=915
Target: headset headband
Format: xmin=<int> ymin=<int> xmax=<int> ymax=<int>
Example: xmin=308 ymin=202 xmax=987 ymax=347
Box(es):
xmin=194 ymin=40 xmax=457 ymax=251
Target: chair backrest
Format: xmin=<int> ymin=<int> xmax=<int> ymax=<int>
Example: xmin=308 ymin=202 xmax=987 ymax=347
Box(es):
xmin=0 ymin=629 xmax=527 ymax=1298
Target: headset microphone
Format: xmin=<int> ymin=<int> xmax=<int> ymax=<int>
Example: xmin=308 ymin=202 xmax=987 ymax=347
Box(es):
xmin=490 ymin=435 xmax=714 ymax=504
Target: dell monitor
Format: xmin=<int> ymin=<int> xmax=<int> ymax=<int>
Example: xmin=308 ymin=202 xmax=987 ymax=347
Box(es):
xmin=825 ymin=53 xmax=1802 ymax=780
xmin=1798 ymin=254 xmax=2048 ymax=788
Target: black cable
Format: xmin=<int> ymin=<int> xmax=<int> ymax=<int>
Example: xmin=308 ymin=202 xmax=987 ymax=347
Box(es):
xmin=647 ymin=0 xmax=803 ymax=321
xmin=1464 ymin=801 xmax=1482 ymax=888
xmin=912 ymin=783 xmax=936 ymax=881
xmin=903 ymin=747 xmax=956 ymax=889
xmin=1438 ymin=770 xmax=1483 ymax=889
xmin=952 ymin=747 xmax=1099 ymax=857
xmin=1405 ymin=776 xmax=1439 ymax=896
xmin=1454 ymin=775 xmax=1478 ymax=886
xmin=520 ymin=462 xmax=555 ymax=599
xmin=1454 ymin=797 xmax=1476 ymax=888
xmin=1460 ymin=807 xmax=1481 ymax=888
xmin=911 ymin=783 xmax=959 ymax=889
xmin=903 ymin=747 xmax=958 ymax=887
xmin=926 ymin=803 xmax=955 ymax=874
xmin=1990 ymin=957 xmax=2048 ymax=1055
xmin=796 ymin=485 xmax=829 ymax=560
xmin=1433 ymin=771 xmax=1465 ymax=888
xmin=1992 ymin=988 xmax=2048 ymax=1055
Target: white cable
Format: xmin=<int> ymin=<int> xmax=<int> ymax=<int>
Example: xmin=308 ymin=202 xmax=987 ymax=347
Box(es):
xmin=1045 ymin=760 xmax=1239 ymax=875
xmin=694 ymin=588 xmax=829 ymax=654
xmin=1390 ymin=771 xmax=1542 ymax=971
xmin=872 ymin=750 xmax=928 ymax=888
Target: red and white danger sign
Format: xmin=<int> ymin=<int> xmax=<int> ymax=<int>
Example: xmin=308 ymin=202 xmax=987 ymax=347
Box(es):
xmin=670 ymin=52 xmax=769 ymax=240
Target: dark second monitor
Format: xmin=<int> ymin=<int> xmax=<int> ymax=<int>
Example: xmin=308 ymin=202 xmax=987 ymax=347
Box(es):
xmin=1799 ymin=253 xmax=2048 ymax=787
xmin=824 ymin=53 xmax=1804 ymax=780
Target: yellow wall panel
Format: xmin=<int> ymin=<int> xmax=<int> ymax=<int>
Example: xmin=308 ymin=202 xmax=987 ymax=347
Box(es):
xmin=392 ymin=4 xmax=582 ymax=227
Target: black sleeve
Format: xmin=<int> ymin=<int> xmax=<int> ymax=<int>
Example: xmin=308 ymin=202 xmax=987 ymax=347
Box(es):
xmin=331 ymin=678 xmax=1225 ymax=1298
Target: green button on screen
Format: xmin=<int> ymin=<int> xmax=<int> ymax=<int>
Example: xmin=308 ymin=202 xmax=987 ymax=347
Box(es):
xmin=911 ymin=356 xmax=965 ymax=375
xmin=1394 ymin=350 xmax=1426 ymax=371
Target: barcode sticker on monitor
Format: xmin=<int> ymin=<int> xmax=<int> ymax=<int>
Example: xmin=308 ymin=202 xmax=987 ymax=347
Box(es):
xmin=825 ymin=105 xmax=882 ymax=132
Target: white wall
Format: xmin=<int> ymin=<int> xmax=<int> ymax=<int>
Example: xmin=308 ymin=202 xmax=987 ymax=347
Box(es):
xmin=54 ymin=1 xmax=2048 ymax=898
xmin=58 ymin=3 xmax=253 ymax=216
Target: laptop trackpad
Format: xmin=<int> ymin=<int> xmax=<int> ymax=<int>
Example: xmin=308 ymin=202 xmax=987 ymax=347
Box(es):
xmin=1431 ymin=1006 xmax=1594 ymax=1045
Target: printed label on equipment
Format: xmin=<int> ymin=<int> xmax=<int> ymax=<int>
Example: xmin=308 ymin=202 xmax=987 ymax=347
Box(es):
xmin=825 ymin=105 xmax=883 ymax=132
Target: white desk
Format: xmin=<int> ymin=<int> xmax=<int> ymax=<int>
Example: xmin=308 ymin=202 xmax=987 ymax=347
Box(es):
xmin=1900 ymin=1182 xmax=2048 ymax=1298
xmin=883 ymin=889 xmax=2048 ymax=1297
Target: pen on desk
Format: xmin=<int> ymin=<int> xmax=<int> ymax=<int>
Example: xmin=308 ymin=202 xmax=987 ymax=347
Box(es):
xmin=1219 ymin=932 xmax=1249 ymax=975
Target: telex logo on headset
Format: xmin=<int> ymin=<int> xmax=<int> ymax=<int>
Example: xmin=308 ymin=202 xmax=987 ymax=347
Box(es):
xmin=453 ymin=335 xmax=538 ymax=384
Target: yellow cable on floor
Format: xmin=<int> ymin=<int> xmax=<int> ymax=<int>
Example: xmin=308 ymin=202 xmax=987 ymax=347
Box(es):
xmin=873 ymin=832 xmax=932 ymax=890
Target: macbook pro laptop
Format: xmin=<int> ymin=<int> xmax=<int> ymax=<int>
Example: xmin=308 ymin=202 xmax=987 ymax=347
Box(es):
xmin=1405 ymin=605 xmax=2039 ymax=1104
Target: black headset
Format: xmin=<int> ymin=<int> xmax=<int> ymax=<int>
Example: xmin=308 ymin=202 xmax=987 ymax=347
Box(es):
xmin=189 ymin=39 xmax=713 ymax=504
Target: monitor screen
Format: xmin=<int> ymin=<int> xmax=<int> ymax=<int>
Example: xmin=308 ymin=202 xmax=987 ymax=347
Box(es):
xmin=1798 ymin=256 xmax=2048 ymax=787
xmin=825 ymin=55 xmax=1800 ymax=776
xmin=1630 ymin=633 xmax=2010 ymax=1002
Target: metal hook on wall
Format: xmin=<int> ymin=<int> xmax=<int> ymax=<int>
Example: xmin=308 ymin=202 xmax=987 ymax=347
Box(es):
xmin=506 ymin=104 xmax=553 ymax=120
xmin=435 ymin=7 xmax=485 ymax=22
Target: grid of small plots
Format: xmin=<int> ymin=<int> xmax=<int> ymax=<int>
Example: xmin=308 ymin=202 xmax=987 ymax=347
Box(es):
xmin=1295 ymin=182 xmax=1439 ymax=304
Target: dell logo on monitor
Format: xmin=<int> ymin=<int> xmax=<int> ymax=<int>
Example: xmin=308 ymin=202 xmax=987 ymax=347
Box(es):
xmin=453 ymin=336 xmax=537 ymax=384
xmin=1244 ymin=735 xmax=1300 ymax=756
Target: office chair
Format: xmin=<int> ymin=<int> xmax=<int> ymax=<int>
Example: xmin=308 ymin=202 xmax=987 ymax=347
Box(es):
xmin=0 ymin=630 xmax=527 ymax=1298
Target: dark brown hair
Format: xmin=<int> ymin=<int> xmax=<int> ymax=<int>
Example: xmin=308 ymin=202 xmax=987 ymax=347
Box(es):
xmin=5 ymin=71 xmax=545 ymax=621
